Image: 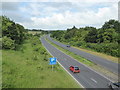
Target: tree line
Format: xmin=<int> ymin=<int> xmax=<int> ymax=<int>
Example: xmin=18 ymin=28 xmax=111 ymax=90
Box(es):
xmin=50 ymin=19 xmax=120 ymax=57
xmin=1 ymin=16 xmax=49 ymax=50
xmin=1 ymin=16 xmax=119 ymax=57
xmin=1 ymin=16 xmax=28 ymax=49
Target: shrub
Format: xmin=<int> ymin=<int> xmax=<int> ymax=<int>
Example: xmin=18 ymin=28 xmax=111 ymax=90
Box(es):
xmin=85 ymin=43 xmax=119 ymax=57
xmin=2 ymin=36 xmax=15 ymax=49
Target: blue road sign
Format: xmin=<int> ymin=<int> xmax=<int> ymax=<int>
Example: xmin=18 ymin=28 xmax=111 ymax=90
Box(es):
xmin=49 ymin=57 xmax=57 ymax=65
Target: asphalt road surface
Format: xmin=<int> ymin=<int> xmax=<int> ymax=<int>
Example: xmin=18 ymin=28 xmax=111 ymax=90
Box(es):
xmin=41 ymin=36 xmax=112 ymax=89
xmin=46 ymin=35 xmax=119 ymax=74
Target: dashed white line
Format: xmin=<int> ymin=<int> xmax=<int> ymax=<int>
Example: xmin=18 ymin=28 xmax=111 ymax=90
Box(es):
xmin=40 ymin=37 xmax=84 ymax=88
xmin=46 ymin=37 xmax=114 ymax=83
xmin=91 ymin=78 xmax=97 ymax=83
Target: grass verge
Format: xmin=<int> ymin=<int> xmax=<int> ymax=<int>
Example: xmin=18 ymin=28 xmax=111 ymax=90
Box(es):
xmin=52 ymin=38 xmax=118 ymax=63
xmin=2 ymin=36 xmax=81 ymax=88
xmin=46 ymin=37 xmax=118 ymax=82
xmin=73 ymin=47 xmax=118 ymax=63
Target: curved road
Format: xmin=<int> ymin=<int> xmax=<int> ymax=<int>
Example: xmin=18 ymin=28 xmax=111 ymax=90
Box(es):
xmin=41 ymin=36 xmax=111 ymax=89
xmin=46 ymin=35 xmax=119 ymax=74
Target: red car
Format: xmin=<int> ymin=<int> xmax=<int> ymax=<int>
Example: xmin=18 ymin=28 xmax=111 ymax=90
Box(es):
xmin=69 ymin=66 xmax=80 ymax=73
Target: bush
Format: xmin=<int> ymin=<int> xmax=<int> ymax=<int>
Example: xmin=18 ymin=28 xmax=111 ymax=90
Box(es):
xmin=31 ymin=36 xmax=41 ymax=47
xmin=2 ymin=36 xmax=15 ymax=49
xmin=85 ymin=43 xmax=119 ymax=57
xmin=76 ymin=41 xmax=86 ymax=47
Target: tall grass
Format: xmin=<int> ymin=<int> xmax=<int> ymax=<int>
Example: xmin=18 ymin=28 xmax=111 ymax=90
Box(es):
xmin=2 ymin=36 xmax=80 ymax=88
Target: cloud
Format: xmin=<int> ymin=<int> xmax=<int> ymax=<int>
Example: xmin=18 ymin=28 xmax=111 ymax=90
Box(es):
xmin=1 ymin=2 xmax=32 ymax=23
xmin=19 ymin=2 xmax=117 ymax=30
xmin=1 ymin=2 xmax=19 ymax=11
xmin=119 ymin=1 xmax=120 ymax=21
xmin=1 ymin=0 xmax=119 ymax=2
xmin=19 ymin=2 xmax=72 ymax=17
xmin=1 ymin=1 xmax=118 ymax=30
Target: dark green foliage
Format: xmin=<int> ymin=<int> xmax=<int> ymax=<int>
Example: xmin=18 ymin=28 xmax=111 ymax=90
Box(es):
xmin=84 ymin=29 xmax=97 ymax=43
xmin=51 ymin=19 xmax=119 ymax=57
xmin=84 ymin=26 xmax=96 ymax=31
xmin=31 ymin=36 xmax=41 ymax=47
xmin=64 ymin=26 xmax=77 ymax=39
xmin=1 ymin=16 xmax=27 ymax=49
xmin=86 ymin=43 xmax=119 ymax=57
xmin=2 ymin=36 xmax=15 ymax=49
xmin=102 ymin=19 xmax=120 ymax=33
xmin=51 ymin=30 xmax=65 ymax=41
xmin=96 ymin=28 xmax=118 ymax=43
xmin=34 ymin=33 xmax=41 ymax=37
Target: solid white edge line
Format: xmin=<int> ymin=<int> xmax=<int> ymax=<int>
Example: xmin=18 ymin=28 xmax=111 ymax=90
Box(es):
xmin=46 ymin=36 xmax=114 ymax=83
xmin=40 ymin=37 xmax=84 ymax=88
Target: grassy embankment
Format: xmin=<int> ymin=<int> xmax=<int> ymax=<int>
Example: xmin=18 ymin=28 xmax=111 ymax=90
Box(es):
xmin=2 ymin=36 xmax=80 ymax=88
xmin=73 ymin=47 xmax=118 ymax=63
xmin=52 ymin=38 xmax=118 ymax=63
xmin=28 ymin=31 xmax=41 ymax=35
xmin=46 ymin=37 xmax=118 ymax=82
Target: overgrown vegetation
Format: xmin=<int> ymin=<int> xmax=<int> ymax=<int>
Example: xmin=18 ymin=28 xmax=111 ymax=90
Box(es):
xmin=50 ymin=19 xmax=120 ymax=57
xmin=46 ymin=38 xmax=94 ymax=66
xmin=2 ymin=36 xmax=80 ymax=88
xmin=1 ymin=16 xmax=49 ymax=50
xmin=2 ymin=16 xmax=80 ymax=88
xmin=1 ymin=16 xmax=27 ymax=49
xmin=46 ymin=37 xmax=118 ymax=82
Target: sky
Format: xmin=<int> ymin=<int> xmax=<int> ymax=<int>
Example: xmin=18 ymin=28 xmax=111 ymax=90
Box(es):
xmin=1 ymin=0 xmax=119 ymax=30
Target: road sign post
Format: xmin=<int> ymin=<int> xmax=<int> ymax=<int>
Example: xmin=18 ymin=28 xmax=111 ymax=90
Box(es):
xmin=52 ymin=65 xmax=53 ymax=71
xmin=49 ymin=57 xmax=57 ymax=71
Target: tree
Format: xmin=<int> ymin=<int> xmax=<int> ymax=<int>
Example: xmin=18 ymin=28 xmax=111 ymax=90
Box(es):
xmin=97 ymin=28 xmax=117 ymax=43
xmin=72 ymin=26 xmax=77 ymax=29
xmin=2 ymin=16 xmax=27 ymax=45
xmin=84 ymin=26 xmax=96 ymax=31
xmin=84 ymin=29 xmax=98 ymax=43
xmin=102 ymin=19 xmax=120 ymax=33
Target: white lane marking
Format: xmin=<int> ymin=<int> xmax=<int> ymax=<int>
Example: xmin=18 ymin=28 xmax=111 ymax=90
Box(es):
xmin=40 ymin=37 xmax=84 ymax=88
xmin=91 ymin=78 xmax=97 ymax=83
xmin=45 ymin=37 xmax=114 ymax=83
